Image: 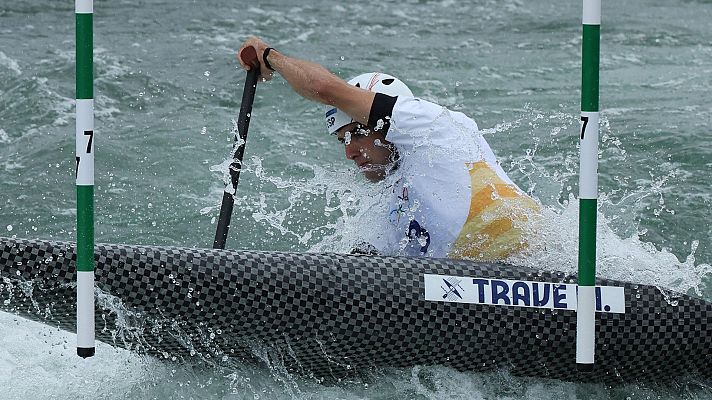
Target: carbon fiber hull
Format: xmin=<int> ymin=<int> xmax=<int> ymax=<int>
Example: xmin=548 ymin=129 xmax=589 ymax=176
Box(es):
xmin=1 ymin=237 xmax=710 ymax=383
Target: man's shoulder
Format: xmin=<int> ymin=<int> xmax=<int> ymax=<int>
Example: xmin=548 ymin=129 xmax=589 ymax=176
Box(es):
xmin=393 ymin=96 xmax=443 ymax=114
xmin=392 ymin=96 xmax=477 ymax=133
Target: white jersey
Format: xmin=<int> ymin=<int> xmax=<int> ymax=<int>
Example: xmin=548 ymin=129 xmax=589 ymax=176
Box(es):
xmin=371 ymin=95 xmax=540 ymax=260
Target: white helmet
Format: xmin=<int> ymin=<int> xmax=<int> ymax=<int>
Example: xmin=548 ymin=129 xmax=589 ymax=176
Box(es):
xmin=325 ymin=72 xmax=413 ymax=135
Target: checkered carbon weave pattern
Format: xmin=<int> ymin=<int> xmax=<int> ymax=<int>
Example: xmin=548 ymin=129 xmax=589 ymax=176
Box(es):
xmin=1 ymin=237 xmax=710 ymax=383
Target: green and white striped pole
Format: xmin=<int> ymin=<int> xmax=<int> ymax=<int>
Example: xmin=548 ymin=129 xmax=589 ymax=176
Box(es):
xmin=576 ymin=0 xmax=601 ymax=372
xmin=75 ymin=0 xmax=95 ymax=358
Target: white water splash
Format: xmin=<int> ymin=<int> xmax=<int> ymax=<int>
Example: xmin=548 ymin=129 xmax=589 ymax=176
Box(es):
xmin=0 ymin=51 xmax=22 ymax=75
xmin=509 ymin=198 xmax=712 ymax=298
xmin=0 ymin=129 xmax=10 ymax=144
xmin=501 ymin=107 xmax=712 ymax=299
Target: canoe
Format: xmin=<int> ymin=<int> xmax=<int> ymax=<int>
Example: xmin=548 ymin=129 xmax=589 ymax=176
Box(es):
xmin=1 ymin=237 xmax=710 ymax=383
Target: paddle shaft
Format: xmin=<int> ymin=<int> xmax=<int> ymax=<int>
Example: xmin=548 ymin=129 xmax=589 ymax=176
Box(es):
xmin=213 ymin=52 xmax=260 ymax=249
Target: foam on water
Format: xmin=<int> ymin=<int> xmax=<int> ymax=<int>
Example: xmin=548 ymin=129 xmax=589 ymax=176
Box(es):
xmin=2 ymin=303 xmax=711 ymax=400
xmin=0 ymin=314 xmax=154 ymax=400
xmin=0 ymin=51 xmax=22 ymax=75
xmin=509 ymin=199 xmax=712 ymax=298
xmin=487 ymin=106 xmax=712 ymax=299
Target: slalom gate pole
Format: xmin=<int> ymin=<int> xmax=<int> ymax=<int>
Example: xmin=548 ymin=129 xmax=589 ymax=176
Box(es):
xmin=75 ymin=0 xmax=95 ymax=358
xmin=213 ymin=47 xmax=260 ymax=249
xmin=576 ymin=0 xmax=601 ymax=372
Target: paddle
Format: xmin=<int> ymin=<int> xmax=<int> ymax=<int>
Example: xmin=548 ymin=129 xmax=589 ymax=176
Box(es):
xmin=213 ymin=46 xmax=260 ymax=249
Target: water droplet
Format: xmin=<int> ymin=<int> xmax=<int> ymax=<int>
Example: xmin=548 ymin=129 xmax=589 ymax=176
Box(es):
xmin=6 ymin=225 xmax=12 ymax=232
xmin=204 ymin=71 xmax=210 ymax=77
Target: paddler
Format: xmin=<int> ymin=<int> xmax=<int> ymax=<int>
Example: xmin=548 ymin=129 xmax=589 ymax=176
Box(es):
xmin=237 ymin=36 xmax=541 ymax=261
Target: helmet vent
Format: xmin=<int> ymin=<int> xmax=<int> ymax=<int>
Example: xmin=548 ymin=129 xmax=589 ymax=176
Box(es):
xmin=382 ymin=78 xmax=395 ymax=85
xmin=355 ymin=83 xmax=361 ymax=88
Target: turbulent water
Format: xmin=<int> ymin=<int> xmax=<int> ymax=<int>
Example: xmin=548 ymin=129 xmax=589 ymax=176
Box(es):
xmin=1 ymin=0 xmax=711 ymax=398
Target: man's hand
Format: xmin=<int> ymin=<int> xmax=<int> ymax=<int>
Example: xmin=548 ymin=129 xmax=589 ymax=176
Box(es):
xmin=237 ymin=36 xmax=274 ymax=81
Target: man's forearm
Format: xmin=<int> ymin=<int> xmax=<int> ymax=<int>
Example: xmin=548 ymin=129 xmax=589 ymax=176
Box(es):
xmin=238 ymin=37 xmax=373 ymax=124
xmin=267 ymin=50 xmax=343 ymax=106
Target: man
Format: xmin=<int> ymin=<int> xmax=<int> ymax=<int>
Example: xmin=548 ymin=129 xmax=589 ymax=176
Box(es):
xmin=238 ymin=37 xmax=540 ymax=260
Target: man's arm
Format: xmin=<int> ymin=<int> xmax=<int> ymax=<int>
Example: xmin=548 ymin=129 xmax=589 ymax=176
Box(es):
xmin=237 ymin=37 xmax=374 ymax=126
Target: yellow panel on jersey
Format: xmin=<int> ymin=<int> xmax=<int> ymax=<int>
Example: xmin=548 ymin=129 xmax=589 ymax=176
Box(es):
xmin=450 ymin=161 xmax=540 ymax=261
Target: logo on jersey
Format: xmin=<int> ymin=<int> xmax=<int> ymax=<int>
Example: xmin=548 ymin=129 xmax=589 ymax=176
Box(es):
xmin=388 ymin=184 xmax=431 ymax=254
xmin=389 ymin=186 xmax=410 ymax=224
